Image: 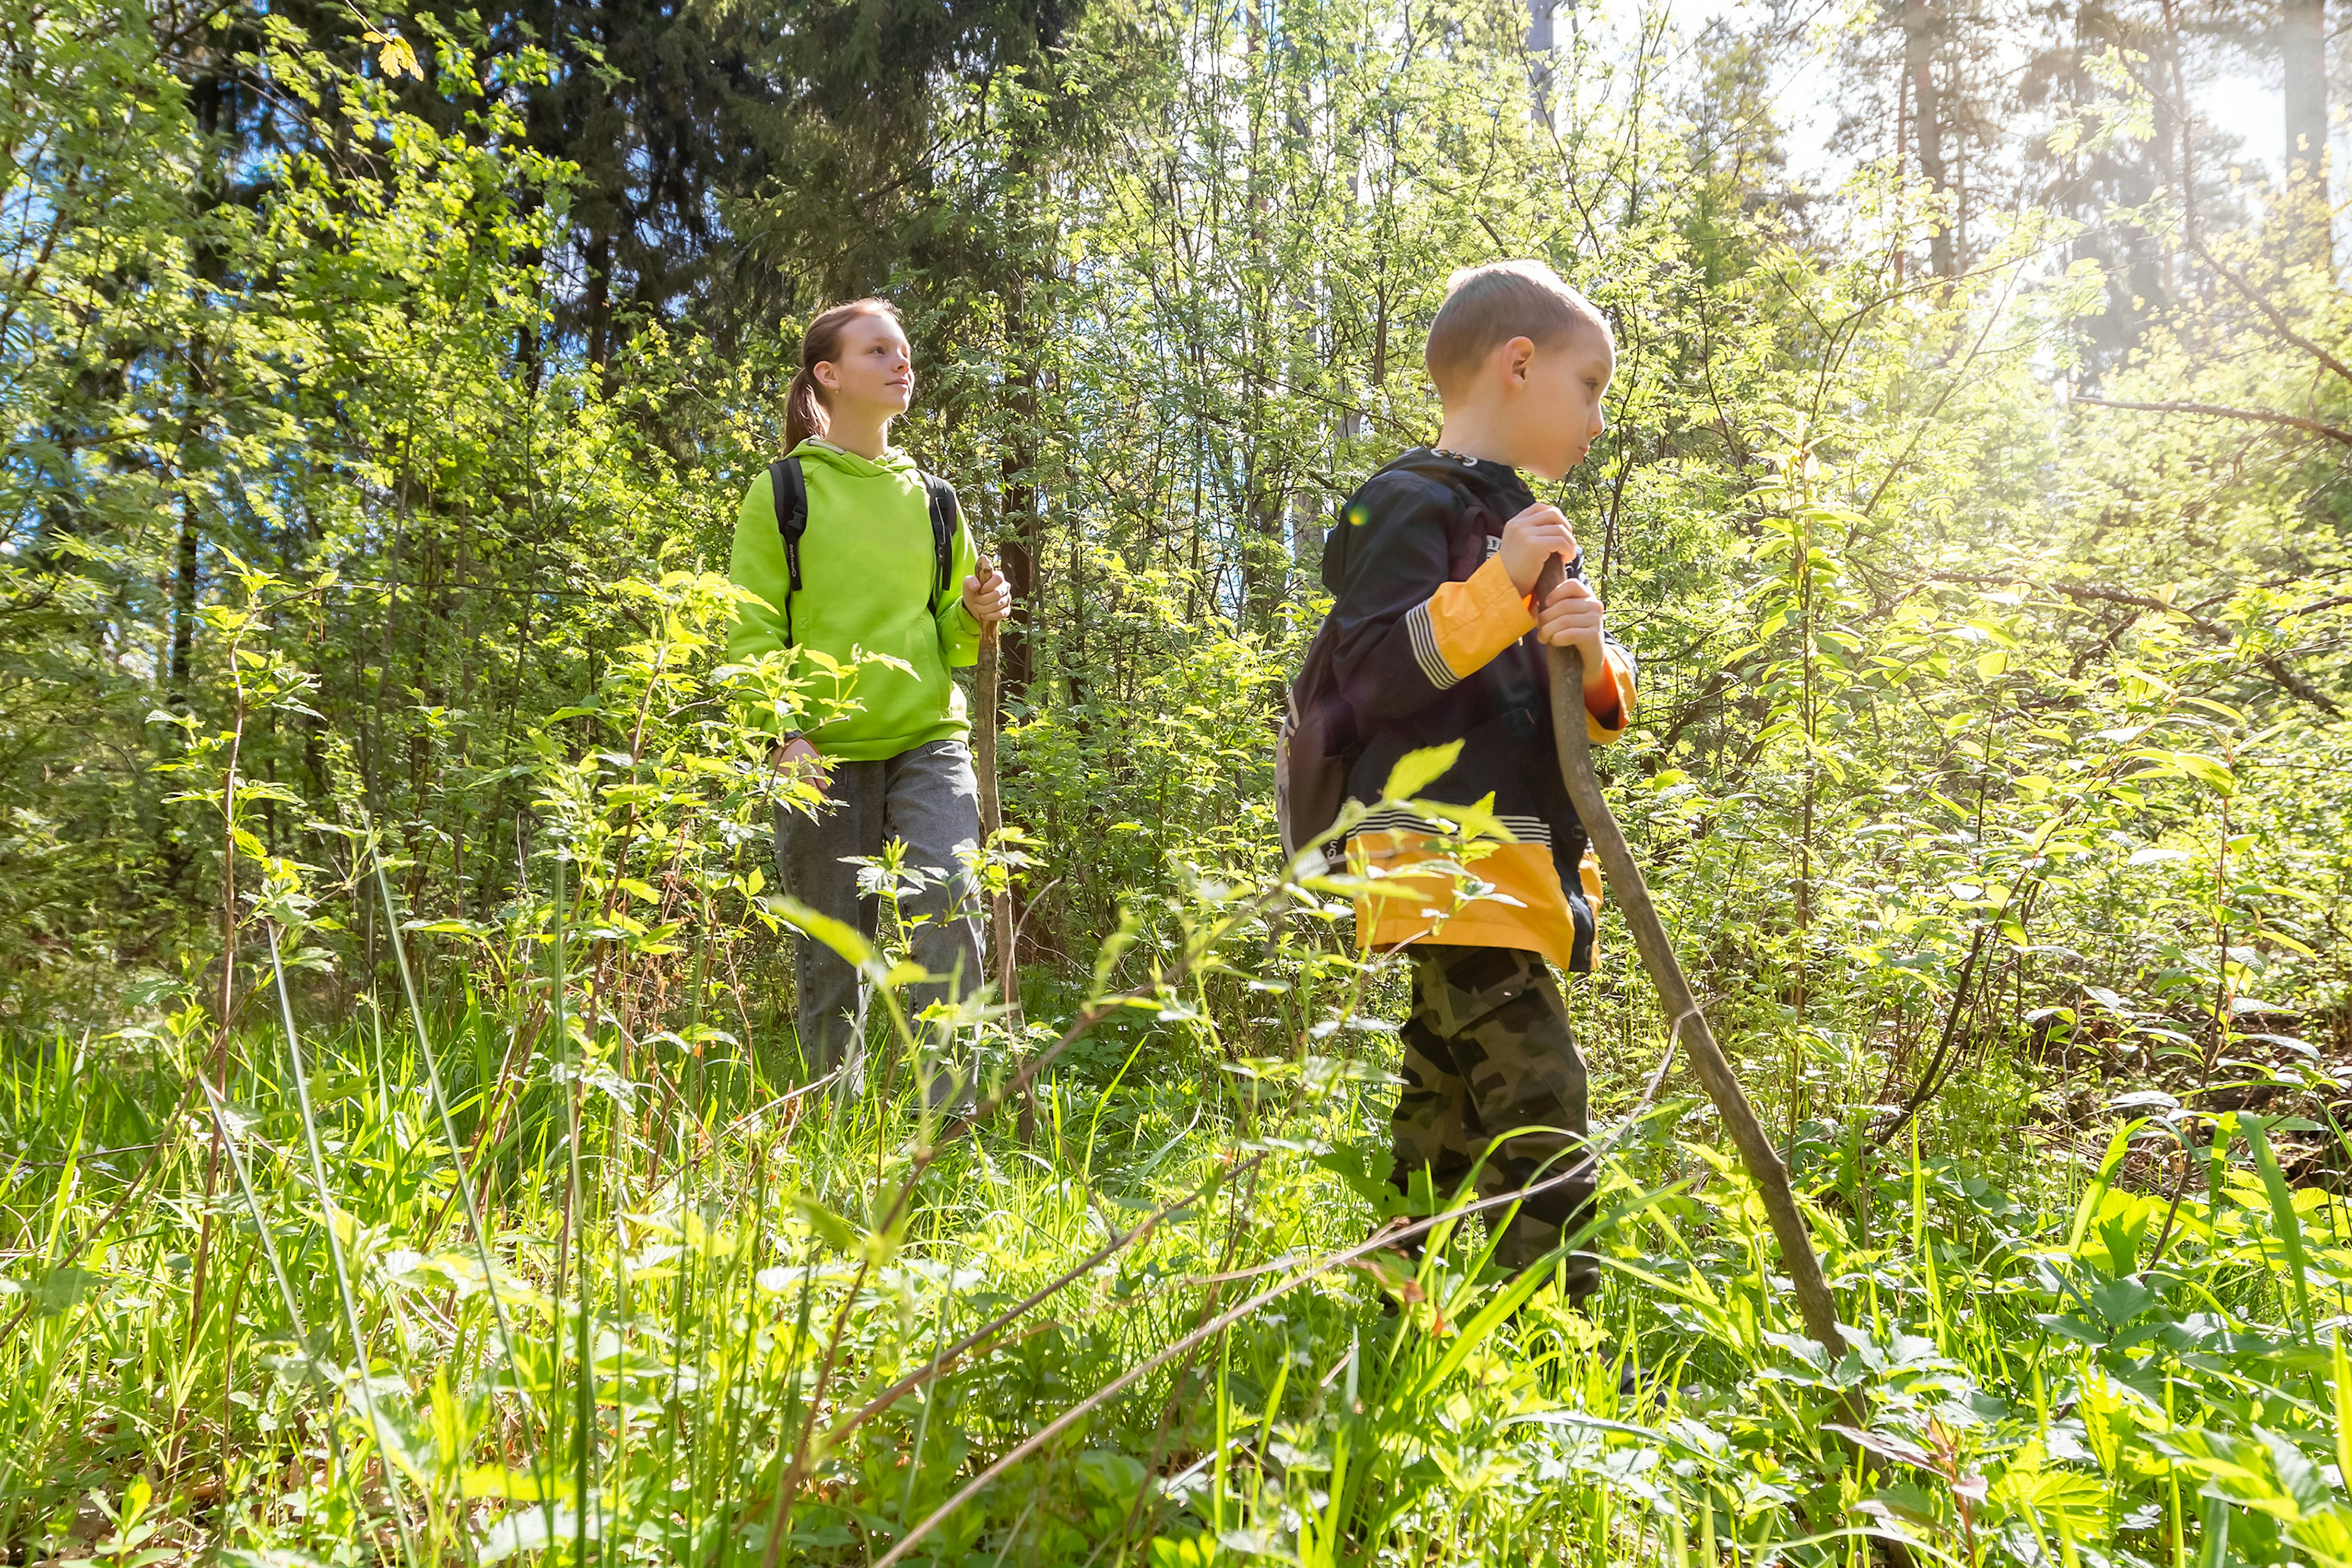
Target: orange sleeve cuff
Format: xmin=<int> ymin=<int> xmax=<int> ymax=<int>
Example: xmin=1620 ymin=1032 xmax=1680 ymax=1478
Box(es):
xmin=1406 ymin=554 xmax=1536 ymax=688
xmin=1585 ymin=648 xmax=1636 ymax=744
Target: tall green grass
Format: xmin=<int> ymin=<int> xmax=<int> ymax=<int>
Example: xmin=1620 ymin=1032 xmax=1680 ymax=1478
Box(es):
xmin=0 ymin=843 xmax=2345 ymax=1567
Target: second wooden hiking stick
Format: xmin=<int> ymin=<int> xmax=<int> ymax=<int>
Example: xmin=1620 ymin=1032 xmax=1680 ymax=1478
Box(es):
xmin=971 ymin=556 xmax=1023 ymax=1074
xmin=1537 ymin=559 xmax=1846 ymax=1361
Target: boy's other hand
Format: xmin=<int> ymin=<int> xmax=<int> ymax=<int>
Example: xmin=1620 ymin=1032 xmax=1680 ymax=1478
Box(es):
xmin=1498 ymin=503 xmax=1579 ymax=595
xmin=963 ymin=563 xmax=1012 ymax=627
xmin=1536 ymin=576 xmax=1610 ymax=673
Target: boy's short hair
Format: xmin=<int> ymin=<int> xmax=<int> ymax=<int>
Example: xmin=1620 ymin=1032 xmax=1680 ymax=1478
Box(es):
xmin=1424 ymin=260 xmax=1610 ymax=394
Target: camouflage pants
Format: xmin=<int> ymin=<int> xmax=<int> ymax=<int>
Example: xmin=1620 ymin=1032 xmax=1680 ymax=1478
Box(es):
xmin=1390 ymin=944 xmax=1597 ymax=1293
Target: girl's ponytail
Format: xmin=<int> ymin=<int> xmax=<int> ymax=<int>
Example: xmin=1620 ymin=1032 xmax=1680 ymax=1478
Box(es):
xmin=784 ymin=368 xmax=828 ymax=450
xmin=783 ymin=297 xmax=900 ymax=451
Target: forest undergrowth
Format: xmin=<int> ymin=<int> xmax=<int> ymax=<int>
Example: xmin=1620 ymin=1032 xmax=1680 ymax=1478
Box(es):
xmin=0 ymin=879 xmax=2346 ymax=1568
xmin=0 ymin=711 xmax=2346 ymax=1567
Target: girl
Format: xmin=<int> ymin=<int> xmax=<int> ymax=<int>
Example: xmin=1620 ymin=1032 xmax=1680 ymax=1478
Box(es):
xmin=726 ymin=298 xmax=1013 ymax=1095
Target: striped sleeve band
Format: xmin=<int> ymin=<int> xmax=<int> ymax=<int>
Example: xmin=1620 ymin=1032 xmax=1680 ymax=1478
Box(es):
xmin=1404 ymin=601 xmax=1461 ymax=690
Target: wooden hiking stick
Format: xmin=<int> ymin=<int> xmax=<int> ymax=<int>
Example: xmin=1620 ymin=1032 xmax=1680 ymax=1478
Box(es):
xmin=971 ymin=556 xmax=1028 ymax=1132
xmin=1537 ymin=558 xmax=1847 ymax=1362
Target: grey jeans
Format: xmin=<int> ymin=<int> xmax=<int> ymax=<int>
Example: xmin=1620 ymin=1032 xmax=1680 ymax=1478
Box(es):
xmin=774 ymin=737 xmax=985 ymax=1096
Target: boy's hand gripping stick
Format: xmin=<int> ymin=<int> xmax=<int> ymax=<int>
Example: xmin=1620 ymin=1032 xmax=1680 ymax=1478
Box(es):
xmin=1533 ymin=553 xmax=1846 ymax=1363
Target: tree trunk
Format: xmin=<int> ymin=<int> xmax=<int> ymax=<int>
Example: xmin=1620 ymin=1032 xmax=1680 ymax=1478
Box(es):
xmin=169 ymin=497 xmax=199 ymax=699
xmin=2283 ymin=0 xmax=2330 ymax=270
xmin=998 ymin=360 xmax=1039 ymax=702
xmin=585 ymin=230 xmax=612 ymax=372
xmin=1894 ymin=40 xmax=1908 ymax=282
xmin=2160 ymin=0 xmax=2195 ymax=293
xmin=1905 ymin=0 xmax=1952 ymax=277
xmin=1526 ymin=0 xmax=1554 ymax=110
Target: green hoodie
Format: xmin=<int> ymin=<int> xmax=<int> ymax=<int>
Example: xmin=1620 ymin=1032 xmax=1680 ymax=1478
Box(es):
xmin=725 ymin=440 xmax=981 ymax=761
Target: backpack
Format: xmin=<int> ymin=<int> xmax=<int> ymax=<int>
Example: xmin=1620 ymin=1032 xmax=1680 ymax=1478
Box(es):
xmin=1277 ymin=475 xmax=1505 ymax=867
xmin=1276 ymin=614 xmax=1355 ymax=867
xmin=767 ymin=455 xmax=960 ymax=646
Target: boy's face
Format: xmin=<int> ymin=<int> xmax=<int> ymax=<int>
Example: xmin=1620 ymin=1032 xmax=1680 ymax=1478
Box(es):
xmin=1498 ymin=325 xmax=1615 ymax=481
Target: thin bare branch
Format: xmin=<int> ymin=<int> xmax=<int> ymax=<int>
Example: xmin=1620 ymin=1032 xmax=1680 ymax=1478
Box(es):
xmin=2190 ymin=235 xmax=2352 ymax=387
xmin=821 ymin=1151 xmax=1272 ymax=1452
xmin=2073 ymin=396 xmax=2352 ymax=450
xmin=1931 ymin=571 xmax=2342 ymax=715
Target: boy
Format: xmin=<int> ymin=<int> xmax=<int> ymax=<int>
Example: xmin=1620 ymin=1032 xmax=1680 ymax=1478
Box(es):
xmin=1324 ymin=259 xmax=1637 ymax=1294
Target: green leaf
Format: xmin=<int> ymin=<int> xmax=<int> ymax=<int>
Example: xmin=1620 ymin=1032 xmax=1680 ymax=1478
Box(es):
xmin=1963 ymin=616 xmax=2021 ymax=649
xmin=2332 ymin=1332 xmax=2352 ymax=1494
xmin=764 ymin=895 xmax=875 ymax=970
xmin=2236 ymin=1114 xmax=2315 ymax=1334
xmin=1310 ymin=1142 xmax=1400 ymax=1210
xmin=2172 ymin=751 xmax=2236 ymax=795
xmin=461 ymin=1465 xmax=549 ymax=1501
xmin=1148 ymin=1534 xmax=1221 ymax=1568
xmin=1077 ymin=1450 xmax=1152 ymax=1509
xmin=1412 ymin=791 xmax=1510 ymax=845
xmin=479 ymin=1508 xmax=600 ymax=1566
xmin=1382 ymin=742 xmax=1462 ymax=803
xmin=794 ymin=1196 xmax=864 ymax=1254
xmin=10 ymin=1265 xmax=100 ymax=1316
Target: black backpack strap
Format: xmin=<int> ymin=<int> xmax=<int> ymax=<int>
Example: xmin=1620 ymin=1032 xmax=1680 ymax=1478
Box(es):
xmin=921 ymin=472 xmax=959 ymax=611
xmin=769 ymin=456 xmax=808 ymax=644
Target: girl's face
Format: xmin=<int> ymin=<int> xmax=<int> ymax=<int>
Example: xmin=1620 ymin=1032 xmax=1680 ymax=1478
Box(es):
xmin=814 ymin=312 xmax=914 ymax=421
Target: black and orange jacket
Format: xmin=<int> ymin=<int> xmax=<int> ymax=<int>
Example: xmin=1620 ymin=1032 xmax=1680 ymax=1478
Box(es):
xmin=1324 ymin=448 xmax=1637 ymax=973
